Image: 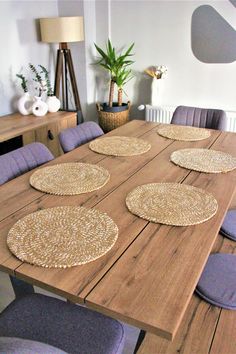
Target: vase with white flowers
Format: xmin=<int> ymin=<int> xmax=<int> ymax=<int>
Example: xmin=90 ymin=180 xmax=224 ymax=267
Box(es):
xmin=145 ymin=65 xmax=167 ymax=106
xmin=39 ymin=65 xmax=60 ymax=113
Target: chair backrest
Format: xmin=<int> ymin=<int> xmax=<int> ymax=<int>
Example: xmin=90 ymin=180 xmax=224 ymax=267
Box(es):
xmin=59 ymin=121 xmax=104 ymax=153
xmin=0 ymin=337 xmax=67 ymax=354
xmin=0 ymin=142 xmax=54 ymax=185
xmin=171 ymin=106 xmax=227 ymax=131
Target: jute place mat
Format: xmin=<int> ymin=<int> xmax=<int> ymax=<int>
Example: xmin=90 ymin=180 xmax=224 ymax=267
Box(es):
xmin=7 ymin=206 xmax=118 ymax=268
xmin=89 ymin=136 xmax=151 ymax=156
xmin=156 ymin=125 xmax=211 ymax=141
xmin=126 ymin=183 xmax=218 ymax=226
xmin=171 ymin=149 xmax=236 ymax=173
xmin=30 ymin=163 xmax=110 ymax=195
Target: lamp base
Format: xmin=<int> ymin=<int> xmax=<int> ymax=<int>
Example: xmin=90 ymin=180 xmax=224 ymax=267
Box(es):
xmin=54 ymin=45 xmax=83 ymax=122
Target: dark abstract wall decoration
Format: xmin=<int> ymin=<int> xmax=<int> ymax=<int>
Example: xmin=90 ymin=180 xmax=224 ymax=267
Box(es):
xmin=191 ymin=4 xmax=236 ymax=63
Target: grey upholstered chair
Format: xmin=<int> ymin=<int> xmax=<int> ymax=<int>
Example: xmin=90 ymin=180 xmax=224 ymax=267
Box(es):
xmin=0 ymin=294 xmax=125 ymax=354
xmin=171 ymin=105 xmax=227 ymax=131
xmin=195 ymin=253 xmax=236 ymax=309
xmin=0 ymin=142 xmax=54 ymax=298
xmin=220 ymin=210 xmax=236 ymax=241
xmin=59 ymin=121 xmax=104 ymax=153
xmin=0 ymin=142 xmax=54 ymax=185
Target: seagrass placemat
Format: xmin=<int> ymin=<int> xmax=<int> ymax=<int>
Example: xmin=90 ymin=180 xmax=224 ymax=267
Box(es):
xmin=156 ymin=125 xmax=211 ymax=141
xmin=89 ymin=136 xmax=151 ymax=156
xmin=30 ymin=163 xmax=110 ymax=195
xmin=126 ymin=183 xmax=218 ymax=226
xmin=7 ymin=206 xmax=118 ymax=268
xmin=171 ymin=149 xmax=236 ymax=173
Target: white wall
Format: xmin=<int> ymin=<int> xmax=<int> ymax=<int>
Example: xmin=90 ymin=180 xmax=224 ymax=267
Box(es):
xmin=107 ymin=0 xmax=236 ymax=119
xmin=1 ymin=0 xmax=236 ymax=121
xmin=0 ymin=1 xmax=58 ymax=116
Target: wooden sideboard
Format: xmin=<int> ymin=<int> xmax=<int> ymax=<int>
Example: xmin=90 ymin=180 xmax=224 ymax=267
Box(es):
xmin=0 ymin=111 xmax=77 ymax=157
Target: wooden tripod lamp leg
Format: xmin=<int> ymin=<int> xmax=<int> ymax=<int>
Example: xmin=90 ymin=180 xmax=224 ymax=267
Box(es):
xmin=54 ymin=49 xmax=64 ymax=107
xmin=66 ymin=49 xmax=83 ymax=122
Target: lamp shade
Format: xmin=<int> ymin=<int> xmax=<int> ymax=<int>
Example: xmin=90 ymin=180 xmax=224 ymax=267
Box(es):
xmin=39 ymin=16 xmax=84 ymax=43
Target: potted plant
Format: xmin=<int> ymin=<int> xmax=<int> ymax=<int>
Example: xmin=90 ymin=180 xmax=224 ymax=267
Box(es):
xmin=28 ymin=63 xmax=48 ymax=117
xmin=94 ymin=39 xmax=134 ymax=132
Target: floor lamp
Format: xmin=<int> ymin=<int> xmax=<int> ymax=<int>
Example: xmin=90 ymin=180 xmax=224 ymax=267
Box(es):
xmin=39 ymin=16 xmax=84 ymax=122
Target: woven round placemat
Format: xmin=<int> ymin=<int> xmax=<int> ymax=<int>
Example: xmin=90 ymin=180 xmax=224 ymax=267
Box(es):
xmin=89 ymin=136 xmax=151 ymax=156
xmin=156 ymin=125 xmax=211 ymax=141
xmin=126 ymin=183 xmax=218 ymax=226
xmin=7 ymin=206 xmax=118 ymax=268
xmin=171 ymin=149 xmax=236 ymax=173
xmin=30 ymin=163 xmax=110 ymax=195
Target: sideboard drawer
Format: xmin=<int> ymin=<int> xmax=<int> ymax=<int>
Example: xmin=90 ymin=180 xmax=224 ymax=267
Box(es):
xmin=22 ymin=114 xmax=77 ymax=157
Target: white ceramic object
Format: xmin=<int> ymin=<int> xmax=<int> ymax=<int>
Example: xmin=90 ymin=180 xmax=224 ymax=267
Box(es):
xmin=32 ymin=96 xmax=48 ymax=117
xmin=46 ymin=95 xmax=60 ymax=113
xmin=151 ymin=77 xmax=164 ymax=106
xmin=17 ymin=93 xmax=33 ymax=115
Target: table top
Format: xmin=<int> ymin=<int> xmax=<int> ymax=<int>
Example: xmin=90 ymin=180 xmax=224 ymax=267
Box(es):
xmin=0 ymin=120 xmax=236 ymax=341
xmin=0 ymin=111 xmax=76 ymax=142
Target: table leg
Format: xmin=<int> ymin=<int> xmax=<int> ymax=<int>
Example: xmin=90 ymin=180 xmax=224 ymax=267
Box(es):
xmin=10 ymin=276 xmax=34 ymax=298
xmin=133 ymin=329 xmax=146 ymax=353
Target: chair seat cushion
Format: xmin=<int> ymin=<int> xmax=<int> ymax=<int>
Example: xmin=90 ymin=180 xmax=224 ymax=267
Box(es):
xmin=0 ymin=294 xmax=125 ymax=354
xmin=196 ymin=254 xmax=236 ymax=309
xmin=0 ymin=337 xmax=67 ymax=354
xmin=220 ymin=210 xmax=236 ymax=241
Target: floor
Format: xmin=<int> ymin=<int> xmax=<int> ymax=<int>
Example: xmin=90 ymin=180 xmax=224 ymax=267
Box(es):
xmin=0 ymin=272 xmax=140 ymax=354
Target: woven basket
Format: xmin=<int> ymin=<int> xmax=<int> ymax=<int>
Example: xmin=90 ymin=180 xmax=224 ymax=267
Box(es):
xmin=96 ymin=102 xmax=131 ymax=132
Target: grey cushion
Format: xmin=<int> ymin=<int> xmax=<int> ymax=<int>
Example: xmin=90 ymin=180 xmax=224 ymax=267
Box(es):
xmin=0 ymin=337 xmax=67 ymax=354
xmin=171 ymin=105 xmax=227 ymax=130
xmin=59 ymin=121 xmax=104 ymax=153
xmin=0 ymin=294 xmax=125 ymax=354
xmin=196 ymin=253 xmax=236 ymax=309
xmin=220 ymin=210 xmax=236 ymax=241
xmin=0 ymin=142 xmax=54 ymax=185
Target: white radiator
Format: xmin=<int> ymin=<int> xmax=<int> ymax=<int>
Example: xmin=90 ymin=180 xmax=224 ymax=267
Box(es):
xmin=226 ymin=111 xmax=236 ymax=132
xmin=145 ymin=105 xmax=236 ymax=133
xmin=145 ymin=105 xmax=176 ymax=124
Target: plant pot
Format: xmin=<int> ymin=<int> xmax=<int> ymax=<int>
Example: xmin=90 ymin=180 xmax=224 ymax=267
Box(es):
xmin=102 ymin=102 xmax=129 ymax=113
xmin=32 ymin=96 xmax=48 ymax=117
xmin=17 ymin=93 xmax=34 ymax=116
xmin=46 ymin=96 xmax=60 ymax=113
xmin=96 ymin=102 xmax=131 ymax=133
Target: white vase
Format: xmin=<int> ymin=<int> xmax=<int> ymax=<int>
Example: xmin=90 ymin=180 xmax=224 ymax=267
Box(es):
xmin=17 ymin=92 xmax=33 ymax=115
xmin=46 ymin=96 xmax=60 ymax=113
xmin=32 ymin=96 xmax=48 ymax=117
xmin=151 ymin=77 xmax=164 ymax=106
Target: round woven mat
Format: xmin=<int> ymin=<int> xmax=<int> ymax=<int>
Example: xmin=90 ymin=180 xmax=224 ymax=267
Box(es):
xmin=156 ymin=125 xmax=211 ymax=141
xmin=126 ymin=183 xmax=218 ymax=226
xmin=89 ymin=136 xmax=151 ymax=156
xmin=7 ymin=206 xmax=118 ymax=268
xmin=171 ymin=149 xmax=236 ymax=173
xmin=30 ymin=163 xmax=110 ymax=195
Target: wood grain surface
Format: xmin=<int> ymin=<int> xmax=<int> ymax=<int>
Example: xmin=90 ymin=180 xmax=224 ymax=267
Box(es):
xmin=0 ymin=121 xmax=235 ymax=342
xmin=138 ymin=234 xmax=236 ymax=353
xmin=0 ymin=111 xmax=76 ymax=142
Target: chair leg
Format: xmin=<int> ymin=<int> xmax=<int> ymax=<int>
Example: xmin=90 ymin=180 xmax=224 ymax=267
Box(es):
xmin=10 ymin=276 xmax=34 ymax=298
xmin=133 ymin=330 xmax=146 ymax=353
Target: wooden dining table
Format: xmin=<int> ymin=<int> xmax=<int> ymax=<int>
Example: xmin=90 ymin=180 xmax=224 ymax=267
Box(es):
xmin=0 ymin=119 xmax=236 ymax=342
